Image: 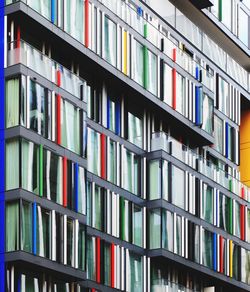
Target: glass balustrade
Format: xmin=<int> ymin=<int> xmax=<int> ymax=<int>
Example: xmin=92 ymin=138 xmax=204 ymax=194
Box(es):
xmin=151 ymin=131 xmax=250 ymax=202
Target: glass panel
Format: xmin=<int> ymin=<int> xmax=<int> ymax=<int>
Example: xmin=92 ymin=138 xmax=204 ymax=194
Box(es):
xmin=87 ymin=236 xmax=96 ymax=280
xmin=148 ymin=50 xmax=157 ymax=95
xmin=218 ymin=75 xmax=229 ymax=116
xmin=176 ymin=72 xmax=185 ymax=115
xmin=128 ymin=112 xmax=143 ymax=148
xmin=162 ymin=210 xmax=173 ymax=252
xmin=87 ymin=127 xmax=101 ymax=176
xmin=22 ymin=140 xmax=39 ymax=194
xmin=37 ymin=206 xmax=50 ymax=258
xmin=43 ymin=150 xmax=63 ymax=204
xmin=6 ymin=139 xmax=19 ymax=190
xmin=214 ymin=115 xmax=223 ymax=154
xmin=61 ymin=98 xmax=80 ymax=154
xmin=234 ymin=202 xmax=241 ymax=238
xmin=221 ymin=0 xmax=232 ymax=29
xmin=175 ymin=215 xmax=182 ymax=256
xmin=78 ymin=224 xmax=85 ymax=271
xmin=171 ymin=165 xmax=185 ymax=209
xmin=6 ymin=78 xmax=19 ymax=128
xmin=202 ymin=94 xmax=213 ymax=134
xmin=107 ymin=139 xmax=117 ymax=184
xmin=6 ymin=201 xmax=19 ymax=251
xmin=104 ymin=16 xmax=117 ymax=67
xmin=134 ymin=40 xmax=144 ymax=87
xmin=129 ymin=253 xmax=142 ymax=292
xmin=29 ymin=0 xmax=51 ymax=20
xmin=78 ymin=166 xmax=86 ymax=215
xmin=93 ymin=185 xmax=102 ymax=230
xmin=104 ymin=242 xmax=111 ymax=286
xmin=133 ymin=205 xmax=142 ymax=247
xmin=194 ymin=225 xmax=200 ymax=264
xmin=162 ymin=160 xmax=169 ymax=201
xmin=120 ymin=197 xmax=130 ymax=242
xmin=67 ymin=217 xmax=74 ymax=266
xmin=64 ymin=0 xmax=83 ymax=42
xmin=202 ymin=229 xmax=213 ymax=269
xmin=21 ymin=201 xmax=32 ymax=253
xmin=219 ymin=193 xmax=231 ymax=232
xmin=201 ymin=183 xmax=213 ymax=224
xmin=149 ymin=209 xmax=161 ymax=249
xmin=163 ymin=63 xmax=172 ymax=106
xmin=149 ymin=160 xmax=161 ymax=200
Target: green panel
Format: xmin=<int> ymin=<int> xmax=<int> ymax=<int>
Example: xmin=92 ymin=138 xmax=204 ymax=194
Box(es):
xmin=143 ymin=23 xmax=148 ymax=38
xmin=229 ymin=179 xmax=232 ymax=192
xmin=218 ymin=0 xmax=222 ymax=21
xmin=39 ymin=144 xmax=43 ymax=197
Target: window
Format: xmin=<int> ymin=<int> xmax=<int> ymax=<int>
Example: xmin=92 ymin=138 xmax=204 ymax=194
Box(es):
xmin=202 ymin=94 xmax=213 ymax=134
xmin=129 ymin=253 xmax=142 ymax=292
xmin=217 ymin=75 xmax=229 ymax=116
xmin=6 ymin=139 xmax=19 ymax=190
xmin=6 ymin=201 xmax=19 ymax=252
xmin=29 ymin=0 xmax=51 ymax=20
xmin=202 ymin=229 xmax=213 ymax=269
xmin=107 ymin=95 xmax=120 ymax=133
xmin=163 ymin=63 xmax=173 ymax=106
xmin=86 ymin=236 xmax=96 ymax=280
xmin=147 ymin=50 xmax=157 ymax=95
xmin=6 ymin=78 xmax=19 ymax=128
xmin=201 ymin=183 xmax=213 ymax=224
xmin=176 ymin=72 xmax=185 ymax=115
xmin=219 ymin=193 xmax=232 ymax=233
xmin=132 ymin=205 xmax=143 ymax=247
xmin=43 ymin=149 xmax=63 ymax=204
xmin=21 ymin=201 xmax=32 ymax=253
xmin=122 ymin=148 xmax=140 ymax=195
xmin=104 ymin=16 xmax=117 ymax=67
xmin=149 ymin=209 xmax=161 ymax=249
xmin=238 ymin=8 xmax=249 ymax=47
xmin=67 ymin=217 xmax=74 ymax=267
xmin=234 ymin=201 xmax=241 ymax=238
xmin=148 ymin=160 xmax=161 ymax=200
xmin=64 ymin=0 xmax=83 ymax=42
xmin=107 ymin=139 xmax=117 ymax=184
xmin=93 ymin=185 xmax=102 ymax=230
xmin=214 ymin=115 xmax=223 ymax=154
xmin=22 ymin=139 xmax=39 ymax=194
xmin=37 ymin=206 xmax=50 ymax=258
xmin=171 ymin=165 xmax=185 ymax=209
xmin=103 ymin=242 xmax=111 ymax=286
xmin=61 ymin=98 xmax=81 ymax=154
xmin=78 ymin=224 xmax=85 ymax=271
xmin=162 ymin=210 xmax=173 ymax=252
xmin=120 ymin=197 xmax=130 ymax=242
xmin=220 ymin=0 xmax=232 ymax=29
xmin=78 ymin=166 xmax=86 ymax=215
xmin=175 ymin=215 xmax=182 ymax=256
xmin=87 ymin=128 xmax=101 ymax=176
xmin=133 ymin=40 xmax=144 ymax=87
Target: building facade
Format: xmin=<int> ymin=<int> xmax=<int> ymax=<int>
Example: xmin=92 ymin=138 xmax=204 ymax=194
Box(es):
xmin=1 ymin=0 xmax=250 ymax=291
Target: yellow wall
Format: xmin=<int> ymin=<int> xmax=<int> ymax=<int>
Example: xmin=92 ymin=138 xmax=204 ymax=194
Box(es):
xmin=240 ymin=111 xmax=250 ymax=186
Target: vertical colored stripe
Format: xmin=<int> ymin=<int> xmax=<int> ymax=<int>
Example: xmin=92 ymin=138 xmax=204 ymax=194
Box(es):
xmin=17 ymin=25 xmax=21 ymax=48
xmin=56 ymin=94 xmax=61 ymax=145
xmin=229 ymin=240 xmax=233 ymax=277
xmin=63 ymin=157 xmax=67 ymax=207
xmin=17 ymin=275 xmax=21 ymax=292
xmin=137 ymin=6 xmax=143 ymax=16
xmin=96 ymin=237 xmax=101 ymax=283
xmin=85 ymin=0 xmax=89 ymax=48
xmin=39 ymin=144 xmax=43 ymax=197
xmin=0 ymin=3 xmax=5 ymax=290
xmin=172 ymin=48 xmax=176 ymax=62
xmin=51 ymin=0 xmax=56 ymax=24
xmin=172 ymin=69 xmax=177 ymax=110
xmin=33 ymin=202 xmax=37 ymax=255
xmin=101 ymin=133 xmax=106 ymax=179
xmin=219 ymin=236 xmax=224 ymax=273
xmin=56 ymin=70 xmax=61 ymax=87
xmin=213 ymin=233 xmax=217 ymax=271
xmin=241 ymin=205 xmax=245 ymax=241
xmin=241 ymin=187 xmax=245 ymax=199
xmin=75 ymin=163 xmax=79 ymax=212
xmin=111 ymin=243 xmax=115 ymax=288
xmin=195 ymin=66 xmax=199 ymax=81
xmin=123 ymin=31 xmax=128 ymax=75
xmin=115 ymin=100 xmax=121 ymax=136
xmin=143 ymin=46 xmax=148 ymax=90
xmin=219 ymin=0 xmax=222 ymax=21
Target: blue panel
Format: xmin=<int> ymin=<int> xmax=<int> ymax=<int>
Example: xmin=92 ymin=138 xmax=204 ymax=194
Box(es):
xmin=0 ymin=1 xmax=5 ymax=290
xmin=195 ymin=66 xmax=199 ymax=80
xmin=75 ymin=163 xmax=79 ymax=212
xmin=225 ymin=122 xmax=229 ymax=158
xmin=115 ymin=100 xmax=121 ymax=136
xmin=195 ymin=86 xmax=201 ymax=126
xmin=213 ymin=233 xmax=217 ymax=271
xmin=51 ymin=0 xmax=56 ymax=24
xmin=17 ymin=275 xmax=21 ymax=292
xmin=137 ymin=7 xmax=143 ymax=16
xmin=107 ymin=96 xmax=110 ymax=130
xmin=32 ymin=202 xmax=37 ymax=255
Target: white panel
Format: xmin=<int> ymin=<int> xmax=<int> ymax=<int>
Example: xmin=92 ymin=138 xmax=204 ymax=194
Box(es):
xmin=213 ymin=188 xmax=217 ymax=226
xmin=92 ymin=182 xmax=95 ymax=227
xmin=185 ymin=218 xmax=188 ymax=259
xmin=143 ymin=256 xmax=146 ymax=292
xmin=143 ymin=207 xmax=146 ymax=248
xmin=107 ymin=189 xmax=111 ymax=234
xmin=173 ymin=213 xmax=177 ymax=254
xmin=107 ymin=136 xmax=110 ymax=180
xmin=226 ymin=239 xmax=229 ymax=276
xmin=117 ymin=25 xmax=121 ymax=71
xmin=101 ymin=11 xmax=105 ymax=58
xmin=112 ymin=192 xmax=116 ymax=236
xmin=117 ymin=194 xmax=120 ymax=238
xmin=185 ymin=171 xmax=188 ymax=211
xmin=11 ymin=266 xmax=14 ymax=292
xmin=217 ymin=234 xmax=220 ymax=272
xmin=51 ymin=91 xmax=56 ymax=142
xmin=157 ymin=56 xmax=160 ymax=98
xmin=91 ymin=4 xmax=95 ymax=52
xmin=117 ymin=142 xmax=120 ymax=186
xmin=143 ymin=110 xmax=147 ymax=151
xmin=121 ymin=246 xmax=125 ymax=290
xmin=10 ymin=21 xmax=14 ymax=49
xmin=121 ymin=96 xmax=125 ymax=138
xmin=188 ymin=173 xmax=192 ymax=213
xmin=63 ymin=215 xmax=67 ymax=265
xmin=116 ymin=246 xmax=120 ymax=289
xmin=4 ymin=16 xmax=7 ymax=68
xmin=126 ymin=249 xmax=129 ymax=292
xmin=147 ymin=258 xmax=150 ymax=292
xmin=200 ymin=226 xmax=203 ymax=265
xmin=233 ymin=200 xmax=236 ymax=235
xmin=127 ymin=32 xmax=130 ymax=77
xmin=75 ymin=220 xmax=79 ymax=269
xmin=51 ymin=210 xmax=56 ymax=261
xmin=143 ymin=157 xmax=146 ymax=199
xmin=181 ymin=216 xmax=185 ymax=257
xmin=97 ymin=7 xmax=101 ymax=55
xmin=26 ymin=76 xmax=30 ymax=129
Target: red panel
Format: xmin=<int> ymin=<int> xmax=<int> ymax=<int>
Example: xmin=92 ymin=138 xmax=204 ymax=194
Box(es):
xmin=101 ymin=133 xmax=106 ymax=179
xmin=91 ymin=289 xmax=95 ymax=292
xmin=111 ymin=243 xmax=115 ymax=288
xmin=241 ymin=187 xmax=245 ymax=199
xmin=57 ymin=70 xmax=61 ymax=87
xmin=96 ymin=237 xmax=101 ymax=283
xmin=172 ymin=48 xmax=176 ymax=62
xmin=17 ymin=26 xmax=21 ymax=48
xmin=219 ymin=236 xmax=224 ymax=273
xmin=56 ymin=95 xmax=61 ymax=145
xmin=172 ymin=69 xmax=177 ymax=110
xmin=63 ymin=157 xmax=67 ymax=207
xmin=85 ymin=0 xmax=89 ymax=48
xmin=241 ymin=205 xmax=245 ymax=241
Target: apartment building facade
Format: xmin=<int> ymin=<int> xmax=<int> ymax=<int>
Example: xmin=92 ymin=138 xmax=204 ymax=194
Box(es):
xmin=1 ymin=0 xmax=250 ymax=291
